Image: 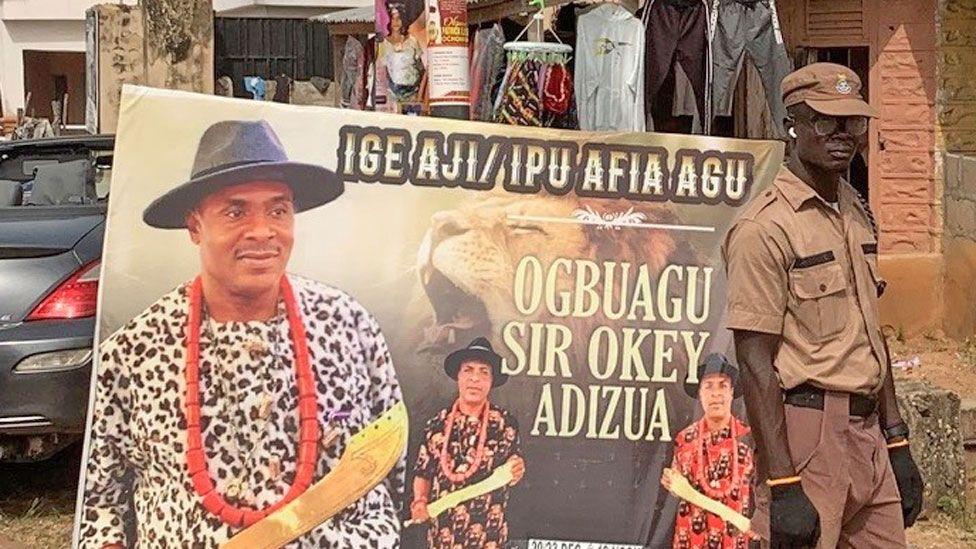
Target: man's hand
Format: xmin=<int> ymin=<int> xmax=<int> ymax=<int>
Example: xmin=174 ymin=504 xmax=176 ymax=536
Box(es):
xmin=889 ymin=444 xmax=923 ymax=527
xmin=770 ymin=483 xmax=820 ymax=548
xmin=409 ymin=498 xmax=430 ymax=522
xmin=508 ymin=455 xmax=525 ymax=486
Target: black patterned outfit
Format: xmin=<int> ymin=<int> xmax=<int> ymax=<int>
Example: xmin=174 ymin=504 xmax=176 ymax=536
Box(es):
xmin=414 ymin=404 xmax=521 ymax=549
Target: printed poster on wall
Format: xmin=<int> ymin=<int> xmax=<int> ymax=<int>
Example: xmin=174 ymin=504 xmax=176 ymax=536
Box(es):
xmin=375 ymin=0 xmax=428 ymax=114
xmin=74 ymin=85 xmax=783 ymax=548
xmin=425 ymin=0 xmax=470 ymax=108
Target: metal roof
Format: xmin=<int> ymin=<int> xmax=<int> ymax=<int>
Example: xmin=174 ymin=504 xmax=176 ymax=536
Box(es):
xmin=312 ymin=6 xmax=374 ymax=23
xmin=313 ymin=0 xmax=512 ymax=24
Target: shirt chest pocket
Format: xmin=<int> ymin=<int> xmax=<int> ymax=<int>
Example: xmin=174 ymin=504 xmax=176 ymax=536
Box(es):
xmin=788 ymin=259 xmax=850 ymax=343
xmin=862 ymin=242 xmax=887 ymax=298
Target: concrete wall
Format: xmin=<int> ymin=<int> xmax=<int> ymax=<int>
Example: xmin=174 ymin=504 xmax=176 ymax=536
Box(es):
xmin=942 ymin=154 xmax=976 ymax=339
xmin=92 ymin=4 xmax=143 ymax=133
xmin=91 ymin=1 xmax=214 ymax=133
xmin=863 ymin=0 xmax=976 ymax=339
xmin=0 ymin=0 xmax=362 ymax=116
xmin=0 ymin=0 xmax=104 ymax=20
xmin=937 ymin=0 xmax=976 ymax=154
xmin=142 ymin=0 xmax=214 ymax=93
xmin=937 ymin=0 xmax=976 ymax=339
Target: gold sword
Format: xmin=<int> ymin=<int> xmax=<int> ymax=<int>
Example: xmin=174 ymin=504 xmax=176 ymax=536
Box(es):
xmin=661 ymin=467 xmax=754 ymax=535
xmin=221 ymin=401 xmax=409 ymax=549
xmin=404 ymin=461 xmax=515 ymax=527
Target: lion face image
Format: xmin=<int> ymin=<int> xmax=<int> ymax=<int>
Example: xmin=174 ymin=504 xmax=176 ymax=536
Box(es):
xmin=412 ymin=194 xmax=696 ymax=358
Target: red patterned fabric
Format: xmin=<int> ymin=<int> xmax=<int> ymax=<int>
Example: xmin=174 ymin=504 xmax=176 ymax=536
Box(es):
xmin=543 ymin=64 xmax=572 ymax=115
xmin=671 ymin=417 xmax=754 ymax=549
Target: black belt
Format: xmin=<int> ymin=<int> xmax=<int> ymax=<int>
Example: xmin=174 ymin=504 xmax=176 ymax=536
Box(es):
xmin=784 ymin=384 xmax=877 ymax=418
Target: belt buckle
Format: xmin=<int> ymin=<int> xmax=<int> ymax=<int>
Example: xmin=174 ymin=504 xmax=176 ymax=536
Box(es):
xmin=849 ymin=394 xmax=876 ymax=417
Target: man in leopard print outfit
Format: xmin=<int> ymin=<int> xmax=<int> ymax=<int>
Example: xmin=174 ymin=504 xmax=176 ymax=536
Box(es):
xmin=78 ymin=120 xmax=404 ymax=547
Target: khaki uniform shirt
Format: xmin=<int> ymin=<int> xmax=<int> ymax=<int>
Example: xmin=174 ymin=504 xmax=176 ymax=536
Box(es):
xmin=722 ymin=166 xmax=888 ymax=395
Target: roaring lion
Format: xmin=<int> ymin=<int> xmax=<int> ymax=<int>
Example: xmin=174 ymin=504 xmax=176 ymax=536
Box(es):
xmin=406 ymin=193 xmax=702 ymax=364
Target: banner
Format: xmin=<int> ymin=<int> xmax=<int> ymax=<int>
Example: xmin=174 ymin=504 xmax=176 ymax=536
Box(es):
xmin=75 ymin=86 xmax=783 ymax=548
xmin=375 ymin=0 xmax=428 ymax=114
xmin=425 ymin=0 xmax=470 ymax=110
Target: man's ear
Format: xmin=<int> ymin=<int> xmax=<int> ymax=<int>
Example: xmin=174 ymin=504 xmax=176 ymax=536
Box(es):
xmin=187 ymin=211 xmax=202 ymax=245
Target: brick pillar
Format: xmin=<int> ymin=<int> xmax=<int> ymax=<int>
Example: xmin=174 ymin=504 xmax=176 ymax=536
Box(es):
xmin=876 ymin=0 xmax=939 ymax=254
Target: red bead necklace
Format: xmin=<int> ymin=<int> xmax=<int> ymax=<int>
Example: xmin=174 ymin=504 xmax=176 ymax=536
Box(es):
xmin=184 ymin=275 xmax=320 ymax=527
xmin=438 ymin=399 xmax=490 ymax=484
xmin=694 ymin=417 xmax=739 ymax=500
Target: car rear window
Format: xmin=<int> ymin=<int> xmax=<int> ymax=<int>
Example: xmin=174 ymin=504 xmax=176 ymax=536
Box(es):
xmin=0 ymin=147 xmax=113 ymax=208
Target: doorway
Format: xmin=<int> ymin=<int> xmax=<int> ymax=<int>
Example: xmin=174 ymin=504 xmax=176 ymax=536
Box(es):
xmin=22 ymin=50 xmax=86 ymax=126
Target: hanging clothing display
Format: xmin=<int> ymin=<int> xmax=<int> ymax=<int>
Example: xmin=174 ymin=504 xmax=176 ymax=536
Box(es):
xmin=710 ymin=0 xmax=792 ymax=137
xmin=273 ymin=75 xmax=292 ymax=103
xmin=364 ymin=36 xmax=377 ymax=110
xmin=575 ymin=4 xmax=645 ymax=132
xmin=243 ymin=76 xmax=266 ymax=101
xmin=495 ymin=58 xmax=546 ymax=126
xmin=341 ymin=37 xmax=366 ymax=110
xmin=470 ymin=24 xmax=507 ymax=122
xmin=673 ymin=63 xmax=703 ymax=133
xmin=642 ymin=0 xmax=711 ymax=132
xmin=494 ymin=48 xmax=575 ymax=128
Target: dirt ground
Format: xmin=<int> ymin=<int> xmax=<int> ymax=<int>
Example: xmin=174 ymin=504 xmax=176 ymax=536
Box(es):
xmin=887 ymin=332 xmax=976 ymax=399
xmin=0 ymin=445 xmax=78 ymax=549
xmin=2 ymin=334 xmax=976 ymax=548
xmin=907 ymin=516 xmax=976 ymax=548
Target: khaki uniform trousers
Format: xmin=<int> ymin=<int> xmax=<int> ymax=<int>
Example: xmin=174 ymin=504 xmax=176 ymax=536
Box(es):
xmin=753 ymin=391 xmax=906 ymax=548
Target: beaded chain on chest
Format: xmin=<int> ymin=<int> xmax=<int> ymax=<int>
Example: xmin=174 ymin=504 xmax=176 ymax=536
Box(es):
xmin=204 ymin=305 xmax=279 ymax=501
xmin=438 ymin=400 xmax=490 ymax=484
xmin=693 ymin=420 xmax=739 ymax=500
xmin=184 ymin=276 xmax=321 ymax=527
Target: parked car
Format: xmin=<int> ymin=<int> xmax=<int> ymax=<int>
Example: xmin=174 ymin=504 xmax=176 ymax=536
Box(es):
xmin=0 ymin=135 xmax=114 ymax=462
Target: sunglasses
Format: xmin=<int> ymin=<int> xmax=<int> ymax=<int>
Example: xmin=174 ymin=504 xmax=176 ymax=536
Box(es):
xmin=790 ymin=116 xmax=869 ymax=137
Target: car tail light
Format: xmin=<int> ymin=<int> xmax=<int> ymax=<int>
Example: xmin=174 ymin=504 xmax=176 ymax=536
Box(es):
xmin=14 ymin=348 xmax=92 ymax=373
xmin=26 ymin=261 xmax=100 ymax=320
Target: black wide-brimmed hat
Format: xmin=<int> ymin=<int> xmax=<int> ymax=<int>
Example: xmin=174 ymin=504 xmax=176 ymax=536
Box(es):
xmin=142 ymin=120 xmax=343 ymax=229
xmin=444 ymin=337 xmax=508 ymax=387
xmin=684 ymin=353 xmax=742 ymax=399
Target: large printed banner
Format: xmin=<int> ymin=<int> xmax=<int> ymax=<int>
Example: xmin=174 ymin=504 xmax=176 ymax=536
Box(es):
xmin=376 ymin=0 xmax=427 ymax=113
xmin=75 ymin=86 xmax=783 ymax=548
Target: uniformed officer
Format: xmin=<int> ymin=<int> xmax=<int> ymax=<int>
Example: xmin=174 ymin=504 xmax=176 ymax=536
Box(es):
xmin=722 ymin=62 xmax=923 ymax=548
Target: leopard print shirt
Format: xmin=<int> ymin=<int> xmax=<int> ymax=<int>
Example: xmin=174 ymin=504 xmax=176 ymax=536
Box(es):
xmin=78 ymin=274 xmax=404 ymax=548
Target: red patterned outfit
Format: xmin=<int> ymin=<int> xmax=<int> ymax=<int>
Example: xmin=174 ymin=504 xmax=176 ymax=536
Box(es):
xmin=671 ymin=417 xmax=753 ymax=549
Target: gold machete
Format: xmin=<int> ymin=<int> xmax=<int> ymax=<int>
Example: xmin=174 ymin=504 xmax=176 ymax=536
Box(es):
xmin=221 ymin=401 xmax=408 ymax=549
xmin=661 ymin=467 xmax=754 ymax=535
xmin=404 ymin=461 xmax=515 ymax=527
